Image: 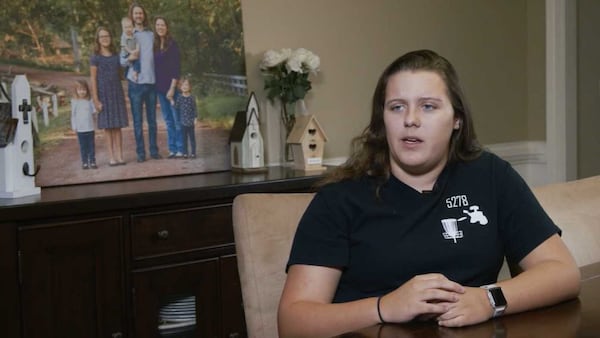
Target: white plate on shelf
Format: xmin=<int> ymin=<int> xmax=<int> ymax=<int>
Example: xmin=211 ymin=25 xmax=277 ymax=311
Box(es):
xmin=159 ymin=316 xmax=197 ymax=323
xmin=164 ymin=296 xmax=195 ymax=304
xmin=158 ymin=320 xmax=196 ymax=335
xmin=160 ymin=305 xmax=195 ymax=309
xmin=160 ymin=311 xmax=195 ymax=317
xmin=159 ymin=311 xmax=196 ymax=317
xmin=160 ymin=305 xmax=196 ymax=312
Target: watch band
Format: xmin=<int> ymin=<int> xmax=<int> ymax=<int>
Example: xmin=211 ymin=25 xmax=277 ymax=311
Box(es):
xmin=480 ymin=284 xmax=507 ymax=317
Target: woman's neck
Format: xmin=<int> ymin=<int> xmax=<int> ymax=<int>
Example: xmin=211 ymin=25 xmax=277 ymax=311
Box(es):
xmin=390 ymin=159 xmax=447 ymax=193
xmin=160 ymin=37 xmax=167 ymax=50
xmin=100 ymin=47 xmax=112 ymax=56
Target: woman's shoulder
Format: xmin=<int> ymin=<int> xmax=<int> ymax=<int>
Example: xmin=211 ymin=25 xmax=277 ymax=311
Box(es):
xmin=459 ymin=150 xmax=509 ymax=170
xmin=91 ymin=53 xmax=116 ymax=61
xmin=167 ymin=38 xmax=180 ymax=52
xmin=450 ymin=150 xmax=519 ymax=189
xmin=318 ymin=175 xmax=376 ymax=196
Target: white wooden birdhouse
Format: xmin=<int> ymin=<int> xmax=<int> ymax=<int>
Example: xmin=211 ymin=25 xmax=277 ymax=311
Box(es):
xmin=229 ymin=92 xmax=266 ymax=173
xmin=0 ymin=75 xmax=41 ymax=198
xmin=286 ymin=114 xmax=328 ymax=171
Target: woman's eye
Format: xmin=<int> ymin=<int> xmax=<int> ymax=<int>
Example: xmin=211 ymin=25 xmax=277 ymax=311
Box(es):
xmin=389 ymin=104 xmax=405 ymax=112
xmin=422 ymin=103 xmax=436 ymax=111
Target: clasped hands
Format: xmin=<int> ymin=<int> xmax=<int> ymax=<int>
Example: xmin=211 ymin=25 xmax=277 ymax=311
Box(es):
xmin=378 ymin=273 xmax=494 ymax=327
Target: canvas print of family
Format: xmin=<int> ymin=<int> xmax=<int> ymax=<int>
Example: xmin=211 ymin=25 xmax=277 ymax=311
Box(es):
xmin=0 ymin=0 xmax=247 ymax=186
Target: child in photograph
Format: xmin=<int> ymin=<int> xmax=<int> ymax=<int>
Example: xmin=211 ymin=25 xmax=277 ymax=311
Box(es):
xmin=120 ymin=17 xmax=140 ymax=82
xmin=173 ymin=77 xmax=197 ymax=158
xmin=70 ymin=79 xmax=97 ymax=169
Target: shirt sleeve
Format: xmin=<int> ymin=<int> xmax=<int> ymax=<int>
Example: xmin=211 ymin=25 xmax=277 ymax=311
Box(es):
xmin=90 ymin=54 xmax=98 ymax=67
xmin=173 ymin=41 xmax=181 ymax=79
xmin=497 ymin=162 xmax=560 ymax=265
xmin=287 ymin=185 xmax=351 ymax=271
xmin=119 ymin=44 xmax=129 ymax=67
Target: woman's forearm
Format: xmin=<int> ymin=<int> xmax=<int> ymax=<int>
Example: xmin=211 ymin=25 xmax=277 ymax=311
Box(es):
xmin=90 ymin=67 xmax=99 ymax=102
xmin=278 ymin=297 xmax=380 ymax=338
xmin=500 ymin=259 xmax=580 ymax=315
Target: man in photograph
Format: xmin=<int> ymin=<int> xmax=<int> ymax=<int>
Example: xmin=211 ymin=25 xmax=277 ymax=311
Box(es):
xmin=121 ymin=2 xmax=160 ymax=162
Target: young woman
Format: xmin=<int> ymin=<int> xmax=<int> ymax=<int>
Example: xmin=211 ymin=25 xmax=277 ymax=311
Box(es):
xmin=90 ymin=26 xmax=128 ymax=166
xmin=278 ymin=50 xmax=580 ymax=338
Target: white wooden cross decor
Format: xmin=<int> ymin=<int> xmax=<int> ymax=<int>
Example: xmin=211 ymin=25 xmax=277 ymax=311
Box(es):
xmin=0 ymin=75 xmax=41 ymax=198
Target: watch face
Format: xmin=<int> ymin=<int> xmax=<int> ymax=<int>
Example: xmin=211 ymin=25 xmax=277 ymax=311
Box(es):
xmin=490 ymin=287 xmax=507 ymax=306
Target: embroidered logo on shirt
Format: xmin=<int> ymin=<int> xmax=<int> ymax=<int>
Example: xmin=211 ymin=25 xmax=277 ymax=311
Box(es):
xmin=441 ymin=203 xmax=489 ymax=242
xmin=463 ymin=205 xmax=488 ymax=225
xmin=441 ymin=217 xmax=466 ymax=243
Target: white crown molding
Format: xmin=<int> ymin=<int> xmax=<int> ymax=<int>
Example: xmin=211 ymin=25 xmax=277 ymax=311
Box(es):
xmin=485 ymin=141 xmax=546 ymax=165
xmin=485 ymin=141 xmax=548 ymax=187
xmin=322 ymin=141 xmax=549 ymax=187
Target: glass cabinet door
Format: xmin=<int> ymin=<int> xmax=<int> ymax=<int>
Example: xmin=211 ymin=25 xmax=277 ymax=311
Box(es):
xmin=132 ymin=258 xmax=219 ymax=338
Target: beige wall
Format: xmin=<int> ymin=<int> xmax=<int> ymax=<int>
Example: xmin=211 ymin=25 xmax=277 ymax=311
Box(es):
xmin=577 ymin=0 xmax=600 ymax=178
xmin=527 ymin=0 xmax=546 ymax=140
xmin=242 ymin=0 xmax=542 ymax=160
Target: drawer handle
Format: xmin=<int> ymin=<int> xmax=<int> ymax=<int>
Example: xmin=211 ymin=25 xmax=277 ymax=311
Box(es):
xmin=157 ymin=230 xmax=170 ymax=239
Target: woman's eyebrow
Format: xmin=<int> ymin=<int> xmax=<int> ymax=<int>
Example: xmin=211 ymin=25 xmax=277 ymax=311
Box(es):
xmin=418 ymin=97 xmax=443 ymax=103
xmin=384 ymin=98 xmax=406 ymax=105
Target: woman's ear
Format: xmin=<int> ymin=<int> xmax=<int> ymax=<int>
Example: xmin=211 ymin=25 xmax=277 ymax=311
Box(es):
xmin=454 ymin=119 xmax=461 ymax=130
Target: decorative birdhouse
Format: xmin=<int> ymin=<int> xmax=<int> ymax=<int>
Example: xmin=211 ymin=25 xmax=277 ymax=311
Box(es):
xmin=0 ymin=75 xmax=41 ymax=198
xmin=229 ymin=92 xmax=266 ymax=173
xmin=286 ymin=114 xmax=328 ymax=171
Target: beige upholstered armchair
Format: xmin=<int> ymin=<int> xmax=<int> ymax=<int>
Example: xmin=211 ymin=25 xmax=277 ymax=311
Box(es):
xmin=231 ymin=176 xmax=600 ymax=337
xmin=232 ymin=193 xmax=315 ymax=338
xmin=531 ymin=175 xmax=600 ymax=267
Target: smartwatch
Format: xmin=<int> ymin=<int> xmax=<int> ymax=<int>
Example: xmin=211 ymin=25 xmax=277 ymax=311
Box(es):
xmin=480 ymin=284 xmax=507 ymax=317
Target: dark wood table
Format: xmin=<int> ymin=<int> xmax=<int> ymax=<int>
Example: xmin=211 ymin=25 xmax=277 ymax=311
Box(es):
xmin=339 ymin=262 xmax=600 ymax=338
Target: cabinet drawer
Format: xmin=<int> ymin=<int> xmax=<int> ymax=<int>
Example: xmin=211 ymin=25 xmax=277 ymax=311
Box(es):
xmin=131 ymin=205 xmax=233 ymax=259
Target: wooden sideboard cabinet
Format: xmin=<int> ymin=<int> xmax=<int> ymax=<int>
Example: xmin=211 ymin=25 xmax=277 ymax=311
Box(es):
xmin=0 ymin=167 xmax=322 ymax=338
xmin=19 ymin=217 xmax=125 ymax=338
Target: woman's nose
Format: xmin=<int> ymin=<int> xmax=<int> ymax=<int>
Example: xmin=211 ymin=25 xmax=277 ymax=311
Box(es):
xmin=403 ymin=108 xmax=420 ymax=127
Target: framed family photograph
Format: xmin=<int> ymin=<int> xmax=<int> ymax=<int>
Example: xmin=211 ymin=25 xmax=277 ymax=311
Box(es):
xmin=0 ymin=0 xmax=247 ymax=187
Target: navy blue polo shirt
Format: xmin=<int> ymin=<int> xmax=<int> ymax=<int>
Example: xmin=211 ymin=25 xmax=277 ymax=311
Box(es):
xmin=287 ymin=152 xmax=559 ymax=303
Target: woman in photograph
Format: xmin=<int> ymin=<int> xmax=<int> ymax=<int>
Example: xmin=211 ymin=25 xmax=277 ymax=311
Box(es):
xmin=153 ymin=15 xmax=183 ymax=158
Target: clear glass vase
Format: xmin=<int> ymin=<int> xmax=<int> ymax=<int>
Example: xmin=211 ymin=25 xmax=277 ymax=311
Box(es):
xmin=280 ymin=98 xmax=309 ymax=163
xmin=295 ymin=98 xmax=308 ymax=116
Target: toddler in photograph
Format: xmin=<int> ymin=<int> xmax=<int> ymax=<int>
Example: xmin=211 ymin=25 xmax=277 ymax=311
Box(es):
xmin=71 ymin=79 xmax=97 ymax=169
xmin=173 ymin=77 xmax=197 ymax=158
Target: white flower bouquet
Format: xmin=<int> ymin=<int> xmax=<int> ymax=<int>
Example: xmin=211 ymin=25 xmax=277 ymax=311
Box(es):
xmin=260 ymin=48 xmax=320 ymax=134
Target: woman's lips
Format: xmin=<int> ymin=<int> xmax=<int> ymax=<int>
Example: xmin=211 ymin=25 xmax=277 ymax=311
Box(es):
xmin=402 ymin=137 xmax=423 ymax=144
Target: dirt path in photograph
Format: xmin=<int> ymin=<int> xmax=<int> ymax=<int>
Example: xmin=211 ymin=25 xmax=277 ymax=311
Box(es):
xmin=1 ymin=64 xmax=231 ymax=187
